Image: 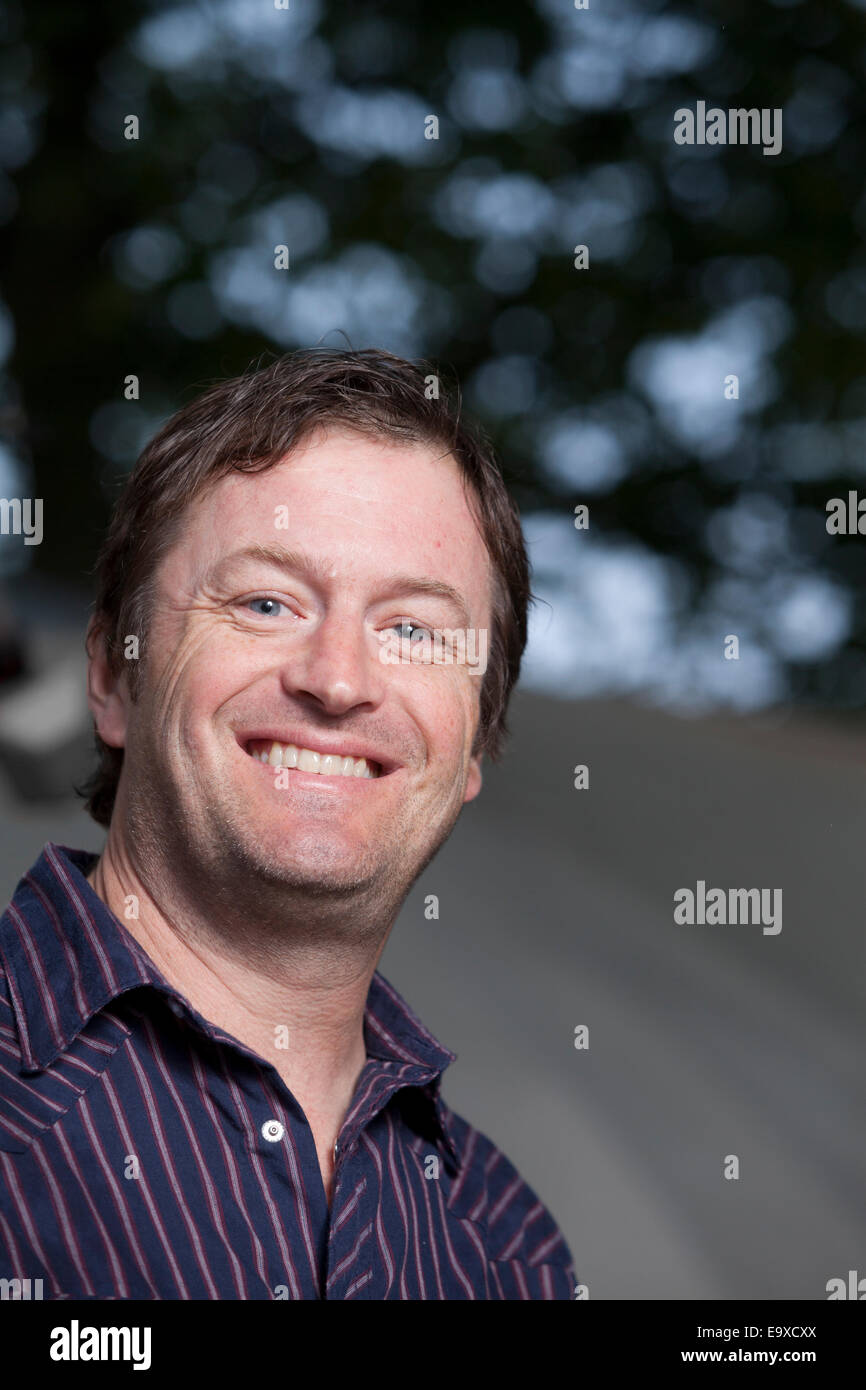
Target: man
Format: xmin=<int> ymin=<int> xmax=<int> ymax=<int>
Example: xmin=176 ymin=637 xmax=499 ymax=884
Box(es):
xmin=0 ymin=348 xmax=576 ymax=1300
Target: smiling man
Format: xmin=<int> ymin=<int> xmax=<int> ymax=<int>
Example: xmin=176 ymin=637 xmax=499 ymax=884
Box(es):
xmin=0 ymin=348 xmax=576 ymax=1300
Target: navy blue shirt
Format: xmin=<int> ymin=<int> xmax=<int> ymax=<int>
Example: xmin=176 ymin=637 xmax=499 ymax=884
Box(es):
xmin=0 ymin=843 xmax=576 ymax=1299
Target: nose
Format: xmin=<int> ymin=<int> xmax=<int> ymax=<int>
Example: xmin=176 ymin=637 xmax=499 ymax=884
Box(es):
xmin=278 ymin=609 xmax=388 ymax=716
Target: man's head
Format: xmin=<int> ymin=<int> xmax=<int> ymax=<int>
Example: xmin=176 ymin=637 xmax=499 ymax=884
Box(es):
xmin=81 ymin=348 xmax=530 ymax=907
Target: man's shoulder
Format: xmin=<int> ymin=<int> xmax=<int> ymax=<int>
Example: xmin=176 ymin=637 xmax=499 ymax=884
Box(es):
xmin=0 ymin=950 xmax=33 ymax=1154
xmin=0 ymin=948 xmax=19 ymax=1060
xmin=438 ymin=1098 xmax=575 ymax=1279
xmin=0 ymin=910 xmax=134 ymax=1158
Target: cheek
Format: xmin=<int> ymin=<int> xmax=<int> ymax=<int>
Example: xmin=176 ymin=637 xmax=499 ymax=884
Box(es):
xmin=406 ymin=672 xmax=479 ymax=758
xmin=150 ymin=635 xmax=246 ymax=738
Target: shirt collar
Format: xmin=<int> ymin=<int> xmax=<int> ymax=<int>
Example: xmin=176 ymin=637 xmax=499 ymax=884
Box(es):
xmin=1 ymin=842 xmax=162 ymax=1072
xmin=1 ymin=842 xmax=459 ymax=1161
xmin=362 ymin=969 xmax=460 ymax=1167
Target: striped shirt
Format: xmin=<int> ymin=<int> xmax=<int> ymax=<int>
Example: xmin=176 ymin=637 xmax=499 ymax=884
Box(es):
xmin=0 ymin=843 xmax=576 ymax=1300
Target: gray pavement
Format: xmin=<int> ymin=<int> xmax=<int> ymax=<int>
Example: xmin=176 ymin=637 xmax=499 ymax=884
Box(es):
xmin=1 ymin=683 xmax=863 ymax=1299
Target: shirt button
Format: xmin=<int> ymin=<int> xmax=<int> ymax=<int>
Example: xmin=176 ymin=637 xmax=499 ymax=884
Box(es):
xmin=261 ymin=1119 xmax=285 ymax=1143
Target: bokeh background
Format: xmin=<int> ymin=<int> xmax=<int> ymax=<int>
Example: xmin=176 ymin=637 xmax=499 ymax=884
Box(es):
xmin=1 ymin=0 xmax=865 ymax=1298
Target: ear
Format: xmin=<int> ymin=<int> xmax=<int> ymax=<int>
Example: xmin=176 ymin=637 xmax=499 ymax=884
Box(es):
xmin=463 ymin=750 xmax=483 ymax=804
xmin=86 ymin=619 xmax=130 ymax=750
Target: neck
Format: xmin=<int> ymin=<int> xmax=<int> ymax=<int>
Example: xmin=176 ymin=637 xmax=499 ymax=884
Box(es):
xmin=85 ymin=828 xmax=392 ymax=1172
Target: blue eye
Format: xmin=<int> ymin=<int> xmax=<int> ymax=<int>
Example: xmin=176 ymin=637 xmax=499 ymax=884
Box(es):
xmin=391 ymin=621 xmax=431 ymax=643
xmin=247 ymin=597 xmax=285 ymax=618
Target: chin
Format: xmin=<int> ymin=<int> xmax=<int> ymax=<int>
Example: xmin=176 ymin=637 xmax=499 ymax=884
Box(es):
xmin=240 ymin=839 xmax=377 ymax=891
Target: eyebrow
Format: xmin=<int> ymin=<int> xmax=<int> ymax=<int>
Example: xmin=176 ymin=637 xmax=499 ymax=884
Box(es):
xmin=208 ymin=544 xmax=473 ymax=627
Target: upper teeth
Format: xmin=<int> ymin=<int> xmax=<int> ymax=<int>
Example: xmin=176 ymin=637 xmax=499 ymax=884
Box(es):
xmin=248 ymin=740 xmax=378 ymax=778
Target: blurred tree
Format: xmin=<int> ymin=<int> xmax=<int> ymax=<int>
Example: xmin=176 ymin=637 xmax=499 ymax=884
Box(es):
xmin=1 ymin=0 xmax=865 ymax=706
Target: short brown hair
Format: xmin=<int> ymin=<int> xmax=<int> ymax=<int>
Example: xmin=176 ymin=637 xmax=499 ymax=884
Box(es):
xmin=77 ymin=347 xmax=531 ymax=827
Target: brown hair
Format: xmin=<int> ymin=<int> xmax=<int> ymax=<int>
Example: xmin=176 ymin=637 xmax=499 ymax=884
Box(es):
xmin=77 ymin=347 xmax=531 ymax=827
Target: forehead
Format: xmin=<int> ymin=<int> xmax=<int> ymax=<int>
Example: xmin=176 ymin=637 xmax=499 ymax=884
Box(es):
xmin=167 ymin=427 xmax=493 ymax=615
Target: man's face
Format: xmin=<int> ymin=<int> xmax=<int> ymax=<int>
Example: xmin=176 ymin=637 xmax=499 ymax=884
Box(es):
xmin=96 ymin=428 xmax=493 ymax=904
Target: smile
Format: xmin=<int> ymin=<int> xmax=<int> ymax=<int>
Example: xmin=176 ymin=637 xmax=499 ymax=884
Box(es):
xmin=245 ymin=739 xmax=381 ymax=779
